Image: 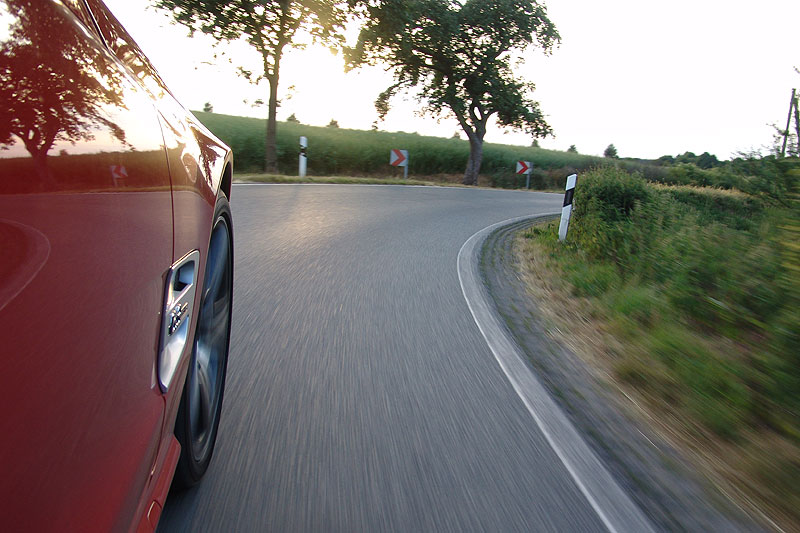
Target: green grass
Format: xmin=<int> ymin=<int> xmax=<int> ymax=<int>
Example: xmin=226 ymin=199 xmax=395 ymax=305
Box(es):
xmin=195 ymin=111 xmax=610 ymax=188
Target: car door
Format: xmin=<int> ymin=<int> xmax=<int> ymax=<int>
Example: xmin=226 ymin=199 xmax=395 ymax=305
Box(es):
xmin=0 ymin=1 xmax=170 ymax=530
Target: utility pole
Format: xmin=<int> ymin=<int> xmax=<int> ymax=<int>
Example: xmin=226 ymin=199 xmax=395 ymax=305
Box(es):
xmin=794 ymin=90 xmax=800 ymax=154
xmin=780 ymin=88 xmax=799 ymax=157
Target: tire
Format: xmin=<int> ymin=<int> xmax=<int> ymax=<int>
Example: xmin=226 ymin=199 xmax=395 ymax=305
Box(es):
xmin=172 ymin=194 xmax=233 ymax=489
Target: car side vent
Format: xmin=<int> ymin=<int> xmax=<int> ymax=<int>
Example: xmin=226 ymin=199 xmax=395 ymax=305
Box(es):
xmin=158 ymin=250 xmax=200 ymax=392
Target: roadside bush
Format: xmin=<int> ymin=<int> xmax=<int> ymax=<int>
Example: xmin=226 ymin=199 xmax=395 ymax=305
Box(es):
xmin=667 ymin=163 xmax=714 ymax=187
xmin=647 ymin=325 xmax=750 ymax=437
xmin=662 ymin=186 xmax=763 ymax=230
xmin=540 ymin=164 xmax=797 ymax=439
xmin=572 ymin=167 xmax=652 ymax=223
xmin=525 ymin=160 xmax=800 ymax=525
xmin=570 ymin=167 xmax=658 ymax=270
xmin=564 ymin=262 xmax=620 ymax=297
xmin=604 ymin=284 xmax=662 ymax=326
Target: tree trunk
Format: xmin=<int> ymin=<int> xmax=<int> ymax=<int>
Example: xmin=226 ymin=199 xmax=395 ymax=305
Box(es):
xmin=265 ymin=73 xmax=279 ymax=173
xmin=22 ymin=137 xmax=57 ymax=189
xmin=462 ymin=135 xmax=484 ymax=186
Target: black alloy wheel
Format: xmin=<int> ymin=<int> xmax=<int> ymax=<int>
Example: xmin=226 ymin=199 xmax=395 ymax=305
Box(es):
xmin=173 ymin=196 xmax=233 ymax=489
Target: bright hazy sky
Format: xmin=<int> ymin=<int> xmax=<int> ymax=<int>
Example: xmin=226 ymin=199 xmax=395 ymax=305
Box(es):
xmin=103 ymin=0 xmax=800 ymax=160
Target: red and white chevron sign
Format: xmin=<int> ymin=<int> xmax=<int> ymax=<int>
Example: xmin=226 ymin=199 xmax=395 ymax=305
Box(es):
xmin=390 ymin=149 xmax=408 ymax=167
xmin=516 ymin=161 xmax=532 ymax=175
xmin=110 ymin=165 xmax=128 ymax=185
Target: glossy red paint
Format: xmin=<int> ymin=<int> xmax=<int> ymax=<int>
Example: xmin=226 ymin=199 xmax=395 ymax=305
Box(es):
xmin=0 ymin=1 xmax=232 ymax=531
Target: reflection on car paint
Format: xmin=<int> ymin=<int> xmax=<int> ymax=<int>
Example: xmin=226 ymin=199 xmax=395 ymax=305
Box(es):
xmin=0 ymin=218 xmax=50 ymax=312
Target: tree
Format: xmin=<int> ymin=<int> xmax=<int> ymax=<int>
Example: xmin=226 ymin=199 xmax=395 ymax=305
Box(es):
xmin=604 ymin=144 xmax=618 ymax=158
xmin=152 ymin=0 xmax=346 ymax=173
xmin=696 ymin=151 xmax=720 ymax=169
xmin=327 ymin=119 xmax=339 ymax=128
xmin=286 ymin=112 xmax=300 ymax=123
xmin=567 ymin=144 xmax=577 ymax=153
xmin=347 ymin=0 xmax=559 ymax=185
xmin=203 ymin=101 xmax=214 ymax=112
xmin=531 ymin=139 xmax=540 ymax=148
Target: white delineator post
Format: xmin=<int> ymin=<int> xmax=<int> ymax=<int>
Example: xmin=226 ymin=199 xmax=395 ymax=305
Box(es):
xmin=299 ymin=136 xmax=307 ymax=177
xmin=558 ymin=173 xmax=577 ymax=241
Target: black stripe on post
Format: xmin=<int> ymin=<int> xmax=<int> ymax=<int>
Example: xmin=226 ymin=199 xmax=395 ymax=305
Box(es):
xmin=563 ymin=188 xmax=574 ymax=207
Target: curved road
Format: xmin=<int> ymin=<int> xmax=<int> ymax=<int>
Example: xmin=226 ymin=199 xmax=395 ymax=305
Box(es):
xmin=159 ymin=184 xmax=622 ymax=532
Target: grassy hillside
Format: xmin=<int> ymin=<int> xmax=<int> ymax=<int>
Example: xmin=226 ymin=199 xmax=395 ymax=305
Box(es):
xmin=193 ymin=111 xmax=603 ymax=188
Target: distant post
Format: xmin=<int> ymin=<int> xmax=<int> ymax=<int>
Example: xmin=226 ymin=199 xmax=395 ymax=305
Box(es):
xmin=558 ymin=174 xmax=577 ymax=241
xmin=390 ymin=149 xmax=409 ymax=179
xmin=299 ymin=136 xmax=307 ymax=177
xmin=516 ymin=161 xmax=532 ymax=189
xmin=780 ymin=88 xmax=798 ymax=157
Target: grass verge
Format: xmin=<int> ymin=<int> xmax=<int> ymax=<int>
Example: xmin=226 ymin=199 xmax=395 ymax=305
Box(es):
xmin=515 ymin=163 xmax=800 ymax=531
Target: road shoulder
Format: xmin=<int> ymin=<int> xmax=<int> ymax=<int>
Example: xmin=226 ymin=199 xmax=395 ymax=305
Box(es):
xmin=479 ymin=218 xmax=762 ymax=532
xmin=458 ymin=214 xmax=655 ymax=533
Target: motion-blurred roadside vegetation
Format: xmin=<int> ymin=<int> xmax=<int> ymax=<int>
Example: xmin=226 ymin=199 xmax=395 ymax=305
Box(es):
xmin=523 ymin=158 xmax=800 ymax=527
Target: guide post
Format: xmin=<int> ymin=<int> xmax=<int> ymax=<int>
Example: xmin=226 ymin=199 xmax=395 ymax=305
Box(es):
xmin=299 ymin=136 xmax=307 ymax=177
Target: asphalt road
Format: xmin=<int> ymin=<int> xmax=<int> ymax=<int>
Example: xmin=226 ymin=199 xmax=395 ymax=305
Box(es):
xmin=159 ymin=184 xmax=613 ymax=532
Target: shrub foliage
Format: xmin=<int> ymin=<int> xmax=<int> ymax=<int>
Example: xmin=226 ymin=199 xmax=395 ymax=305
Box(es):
xmin=538 ymin=163 xmax=799 ymax=440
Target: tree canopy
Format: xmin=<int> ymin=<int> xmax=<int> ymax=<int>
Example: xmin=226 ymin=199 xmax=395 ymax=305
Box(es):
xmin=347 ymin=0 xmax=559 ymax=184
xmin=152 ymin=0 xmax=346 ymax=172
xmin=656 ymin=151 xmax=721 ymax=168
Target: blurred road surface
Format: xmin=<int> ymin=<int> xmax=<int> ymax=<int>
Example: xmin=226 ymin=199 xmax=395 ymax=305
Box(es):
xmin=159 ymin=184 xmax=614 ymax=532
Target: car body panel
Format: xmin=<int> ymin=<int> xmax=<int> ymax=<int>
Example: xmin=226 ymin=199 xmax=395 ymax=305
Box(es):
xmin=82 ymin=7 xmax=234 ymax=524
xmin=0 ymin=0 xmax=232 ymax=530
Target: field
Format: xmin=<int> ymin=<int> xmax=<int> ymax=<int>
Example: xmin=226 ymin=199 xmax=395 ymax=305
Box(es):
xmin=193 ymin=111 xmax=603 ymax=188
xmin=195 ymin=112 xmax=782 ymax=193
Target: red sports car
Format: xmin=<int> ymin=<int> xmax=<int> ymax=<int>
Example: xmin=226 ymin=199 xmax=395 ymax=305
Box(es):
xmin=0 ymin=0 xmax=233 ymax=531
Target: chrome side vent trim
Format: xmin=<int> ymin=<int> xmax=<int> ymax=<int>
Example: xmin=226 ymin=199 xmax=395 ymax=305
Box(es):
xmin=158 ymin=250 xmax=200 ymax=392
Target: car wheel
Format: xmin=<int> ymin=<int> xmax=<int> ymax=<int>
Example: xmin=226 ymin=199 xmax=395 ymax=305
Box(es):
xmin=173 ymin=195 xmax=233 ymax=489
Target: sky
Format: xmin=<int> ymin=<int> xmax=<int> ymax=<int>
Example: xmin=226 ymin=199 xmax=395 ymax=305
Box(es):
xmin=103 ymin=0 xmax=800 ymax=160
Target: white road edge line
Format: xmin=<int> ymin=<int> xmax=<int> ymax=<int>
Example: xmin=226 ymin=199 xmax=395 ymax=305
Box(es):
xmin=457 ymin=214 xmax=655 ymax=533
